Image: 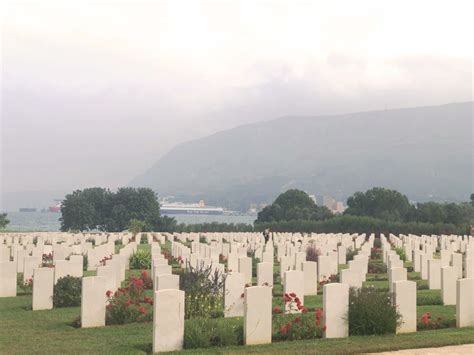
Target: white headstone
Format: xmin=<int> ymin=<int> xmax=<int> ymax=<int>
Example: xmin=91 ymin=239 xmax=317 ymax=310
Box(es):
xmin=393 ymin=280 xmax=416 ymax=333
xmin=224 ymin=272 xmax=245 ymax=317
xmin=244 ymin=286 xmax=272 ymax=345
xmin=0 ymin=261 xmax=17 ymax=297
xmin=153 ymin=289 xmax=185 ymax=352
xmin=81 ymin=276 xmax=106 ymax=328
xmin=323 ymin=283 xmax=349 ymax=339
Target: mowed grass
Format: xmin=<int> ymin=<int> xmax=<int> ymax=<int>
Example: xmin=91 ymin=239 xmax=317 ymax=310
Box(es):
xmin=1 ymin=253 xmax=471 ymax=354
xmin=0 ymin=294 xmax=153 ymax=354
xmin=1 ymin=293 xmax=473 ymax=355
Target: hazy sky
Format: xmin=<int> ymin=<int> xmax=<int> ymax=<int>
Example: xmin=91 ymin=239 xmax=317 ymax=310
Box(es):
xmin=1 ymin=0 xmax=472 ymax=205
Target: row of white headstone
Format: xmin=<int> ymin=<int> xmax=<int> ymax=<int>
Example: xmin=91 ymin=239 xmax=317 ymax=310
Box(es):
xmin=1 ymin=231 xmax=474 ymax=353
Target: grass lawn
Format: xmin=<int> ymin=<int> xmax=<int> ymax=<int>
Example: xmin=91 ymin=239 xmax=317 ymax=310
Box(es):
xmin=1 ymin=293 xmax=473 ymax=354
xmin=2 ymin=253 xmax=470 ymax=354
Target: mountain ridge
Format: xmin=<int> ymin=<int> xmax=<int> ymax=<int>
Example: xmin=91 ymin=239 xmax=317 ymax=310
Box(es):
xmin=130 ymin=101 xmax=473 ymax=210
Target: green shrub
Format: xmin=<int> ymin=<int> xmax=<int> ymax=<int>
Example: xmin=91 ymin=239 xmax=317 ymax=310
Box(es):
xmin=368 ymin=261 xmax=387 ymax=274
xmin=349 ymin=287 xmax=401 ymax=335
xmin=417 ymin=283 xmax=429 ymax=290
xmin=408 ymin=273 xmax=421 ymax=280
xmin=184 ymin=317 xmax=243 ymax=349
xmin=181 ymin=263 xmax=226 ymax=319
xmin=129 ymin=249 xmax=151 ymax=269
xmin=306 ymin=243 xmax=321 ymax=262
xmin=105 ymin=273 xmax=153 ymax=325
xmin=417 ymin=293 xmax=443 ymax=305
xmin=254 ymin=215 xmax=468 ymax=236
xmin=373 ymin=237 xmax=382 ymax=248
xmin=370 ymin=247 xmax=383 ymax=260
xmin=53 ymin=276 xmax=82 ymax=307
xmin=346 ymin=249 xmax=357 ymax=262
xmin=395 ymin=247 xmax=407 ymax=262
xmin=272 ymin=294 xmax=324 ymax=341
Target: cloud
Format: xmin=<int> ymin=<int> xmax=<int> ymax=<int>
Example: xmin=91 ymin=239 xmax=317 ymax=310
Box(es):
xmin=1 ymin=0 xmax=472 ymax=204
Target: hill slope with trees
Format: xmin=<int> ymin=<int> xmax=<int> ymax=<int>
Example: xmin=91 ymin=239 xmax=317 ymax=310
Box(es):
xmin=131 ymin=102 xmax=473 ymax=210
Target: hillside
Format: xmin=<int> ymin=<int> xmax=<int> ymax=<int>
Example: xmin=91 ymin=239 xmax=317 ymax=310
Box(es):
xmin=130 ymin=102 xmax=473 ymax=210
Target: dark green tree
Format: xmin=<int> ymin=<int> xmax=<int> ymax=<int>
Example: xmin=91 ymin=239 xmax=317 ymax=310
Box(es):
xmin=60 ymin=189 xmax=101 ymax=231
xmin=60 ymin=187 xmax=171 ymax=232
xmin=0 ymin=213 xmax=10 ymax=229
xmin=256 ymin=189 xmax=332 ymax=223
xmin=410 ymin=201 xmax=473 ymax=225
xmin=105 ymin=187 xmax=162 ymax=232
xmin=344 ymin=187 xmax=411 ymax=221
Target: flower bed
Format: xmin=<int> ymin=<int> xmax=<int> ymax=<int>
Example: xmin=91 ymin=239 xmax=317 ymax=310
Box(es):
xmin=105 ymin=271 xmax=153 ymax=325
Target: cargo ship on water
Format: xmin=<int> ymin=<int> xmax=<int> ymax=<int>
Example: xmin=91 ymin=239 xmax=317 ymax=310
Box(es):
xmin=160 ymin=200 xmax=224 ymax=216
xmin=19 ymin=208 xmax=37 ymax=212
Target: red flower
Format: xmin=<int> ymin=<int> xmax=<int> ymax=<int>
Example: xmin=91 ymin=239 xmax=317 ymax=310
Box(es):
xmin=323 ymin=325 xmax=327 ymax=332
xmin=293 ymin=317 xmax=301 ymax=323
xmin=315 ymin=319 xmax=321 ymax=326
xmin=134 ymin=279 xmax=144 ymax=287
xmin=302 ymin=307 xmax=308 ymax=314
xmin=315 ymin=308 xmax=322 ymax=319
xmin=106 ymin=290 xmax=112 ymax=297
xmin=421 ymin=312 xmax=431 ymax=326
xmin=289 ymin=292 xmax=296 ymax=298
xmin=125 ymin=300 xmax=132 ymax=307
xmin=280 ymin=325 xmax=288 ymax=335
xmin=141 ymin=271 xmax=148 ymax=278
xmin=273 ymin=306 xmax=282 ymax=314
xmin=139 ymin=307 xmax=146 ymax=315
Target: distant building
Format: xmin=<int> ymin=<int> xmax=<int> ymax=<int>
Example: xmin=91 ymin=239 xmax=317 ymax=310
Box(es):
xmin=322 ymin=195 xmax=346 ymax=214
xmin=334 ymin=201 xmax=346 ymax=214
xmin=323 ymin=195 xmax=337 ymax=210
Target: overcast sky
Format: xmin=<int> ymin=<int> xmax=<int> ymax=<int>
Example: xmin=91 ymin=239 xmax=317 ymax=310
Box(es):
xmin=1 ymin=0 xmax=472 ymax=205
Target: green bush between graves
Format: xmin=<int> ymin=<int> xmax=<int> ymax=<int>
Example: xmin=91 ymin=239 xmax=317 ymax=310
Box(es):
xmin=53 ymin=276 xmax=82 ymax=308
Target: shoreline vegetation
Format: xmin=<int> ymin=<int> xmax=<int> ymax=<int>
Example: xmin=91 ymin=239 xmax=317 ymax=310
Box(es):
xmin=1 ymin=188 xmax=473 ymax=235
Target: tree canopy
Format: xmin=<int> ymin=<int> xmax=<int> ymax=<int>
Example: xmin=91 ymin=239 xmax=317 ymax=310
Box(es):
xmin=256 ymin=189 xmax=332 ymax=223
xmin=344 ymin=187 xmax=412 ymax=221
xmin=60 ymin=187 xmax=173 ymax=232
xmin=0 ymin=213 xmax=9 ymax=229
xmin=255 ymin=187 xmax=473 ymax=234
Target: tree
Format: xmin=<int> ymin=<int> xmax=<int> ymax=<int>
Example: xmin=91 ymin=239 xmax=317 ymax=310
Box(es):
xmin=344 ymin=187 xmax=411 ymax=221
xmin=128 ymin=219 xmax=145 ymax=236
xmin=60 ymin=190 xmax=98 ymax=231
xmin=105 ymin=187 xmax=162 ymax=232
xmin=471 ymin=193 xmax=474 ymax=206
xmin=0 ymin=213 xmax=9 ymax=229
xmin=60 ymin=187 xmax=171 ymax=232
xmin=256 ymin=189 xmax=332 ymax=223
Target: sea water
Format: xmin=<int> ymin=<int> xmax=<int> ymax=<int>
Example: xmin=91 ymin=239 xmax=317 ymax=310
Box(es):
xmin=4 ymin=212 xmax=256 ymax=231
